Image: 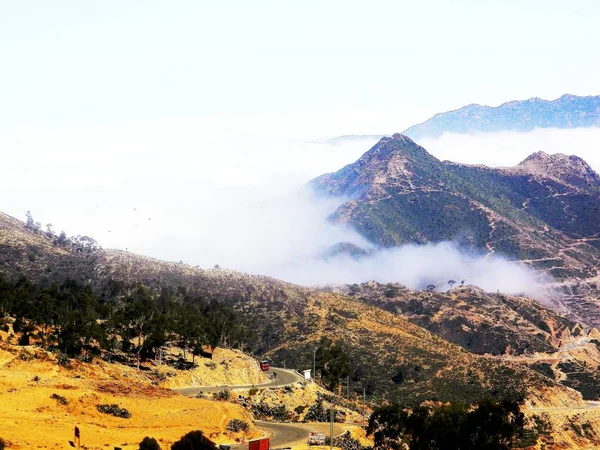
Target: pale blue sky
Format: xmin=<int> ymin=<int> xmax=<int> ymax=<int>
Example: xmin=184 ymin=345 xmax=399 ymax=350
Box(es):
xmin=2 ymin=0 xmax=600 ymax=276
xmin=1 ymin=0 xmax=599 ymax=130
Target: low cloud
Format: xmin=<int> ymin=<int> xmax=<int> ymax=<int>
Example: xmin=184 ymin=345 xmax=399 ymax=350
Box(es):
xmin=417 ymin=127 xmax=600 ymax=171
xmin=2 ymin=120 xmax=584 ymax=299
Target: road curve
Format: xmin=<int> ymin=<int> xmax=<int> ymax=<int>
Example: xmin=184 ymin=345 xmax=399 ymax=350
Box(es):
xmin=174 ymin=368 xmax=305 ymax=396
xmin=172 ymin=368 xmax=356 ymax=449
xmin=230 ymin=421 xmax=352 ymax=449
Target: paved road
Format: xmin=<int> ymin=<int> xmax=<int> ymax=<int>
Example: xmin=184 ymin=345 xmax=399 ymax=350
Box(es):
xmin=174 ymin=368 xmax=305 ymax=396
xmin=230 ymin=421 xmax=351 ymax=449
xmin=173 ymin=368 xmax=356 ymax=449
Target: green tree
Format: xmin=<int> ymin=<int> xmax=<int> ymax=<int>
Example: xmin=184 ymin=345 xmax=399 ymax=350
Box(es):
xmin=139 ymin=436 xmax=161 ymax=450
xmin=171 ymin=430 xmax=216 ymax=450
xmin=123 ymin=286 xmax=156 ymax=369
xmin=316 ymin=337 xmax=351 ymax=391
xmin=368 ymin=399 xmax=525 ymax=450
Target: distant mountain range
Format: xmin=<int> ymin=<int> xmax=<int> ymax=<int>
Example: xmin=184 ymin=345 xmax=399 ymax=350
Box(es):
xmin=312 ymin=133 xmax=600 ymax=325
xmin=329 ymin=94 xmax=600 ymax=143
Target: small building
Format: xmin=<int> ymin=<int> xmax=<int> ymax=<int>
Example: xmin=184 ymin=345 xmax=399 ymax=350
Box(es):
xmin=302 ymin=369 xmax=312 ymax=380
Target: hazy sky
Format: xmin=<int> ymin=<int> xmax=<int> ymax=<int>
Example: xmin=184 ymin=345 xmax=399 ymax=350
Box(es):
xmin=1 ymin=1 xmax=599 ymax=291
xmin=1 ymin=0 xmax=599 ymax=132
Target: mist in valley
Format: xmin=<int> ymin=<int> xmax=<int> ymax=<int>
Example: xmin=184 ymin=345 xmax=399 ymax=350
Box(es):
xmin=4 ymin=120 xmax=599 ymax=298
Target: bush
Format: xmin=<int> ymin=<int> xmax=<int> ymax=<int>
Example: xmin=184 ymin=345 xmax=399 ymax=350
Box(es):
xmin=294 ymin=405 xmax=307 ymax=414
xmin=226 ymin=419 xmax=249 ymax=433
xmin=96 ymin=404 xmax=131 ymax=419
xmin=217 ymin=389 xmax=230 ymax=401
xmin=171 ymin=430 xmax=216 ymax=450
xmin=18 ymin=333 xmax=30 ymax=346
xmin=251 ymin=402 xmax=292 ymax=421
xmin=0 ymin=437 xmax=5 ymax=450
xmin=57 ymin=353 xmax=71 ymax=367
xmin=51 ymin=393 xmax=68 ymax=405
xmin=139 ymin=436 xmax=161 ymax=450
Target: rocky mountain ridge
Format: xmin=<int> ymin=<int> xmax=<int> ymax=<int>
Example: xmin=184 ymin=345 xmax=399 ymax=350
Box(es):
xmin=312 ymin=134 xmax=600 ymax=325
xmin=403 ymin=94 xmax=600 ymax=140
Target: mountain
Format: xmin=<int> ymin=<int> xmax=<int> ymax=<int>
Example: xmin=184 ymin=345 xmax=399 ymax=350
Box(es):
xmin=334 ymin=281 xmax=600 ymax=401
xmin=403 ymin=94 xmax=600 ymax=140
xmin=0 ymin=210 xmax=583 ymax=406
xmin=8 ymin=208 xmax=600 ymax=447
xmin=311 ymin=134 xmax=600 ymax=324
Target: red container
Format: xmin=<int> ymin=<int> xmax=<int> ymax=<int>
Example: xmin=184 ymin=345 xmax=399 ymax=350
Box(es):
xmin=248 ymin=438 xmax=270 ymax=450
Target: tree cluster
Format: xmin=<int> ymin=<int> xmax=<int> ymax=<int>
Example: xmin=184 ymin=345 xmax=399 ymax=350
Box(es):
xmin=315 ymin=337 xmax=351 ymax=391
xmin=171 ymin=430 xmax=216 ymax=450
xmin=0 ymin=274 xmax=247 ymax=366
xmin=24 ymin=211 xmax=101 ymax=253
xmin=367 ymin=398 xmax=525 ymax=450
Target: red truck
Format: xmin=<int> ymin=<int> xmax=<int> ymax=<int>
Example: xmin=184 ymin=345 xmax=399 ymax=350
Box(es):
xmin=259 ymin=360 xmax=270 ymax=371
xmin=248 ymin=438 xmax=270 ymax=450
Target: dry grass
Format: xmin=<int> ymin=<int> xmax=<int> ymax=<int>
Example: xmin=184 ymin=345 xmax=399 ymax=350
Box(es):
xmin=0 ymin=342 xmax=259 ymax=450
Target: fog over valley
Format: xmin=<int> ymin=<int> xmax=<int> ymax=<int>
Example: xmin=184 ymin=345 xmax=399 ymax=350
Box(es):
xmin=4 ymin=118 xmax=600 ymax=296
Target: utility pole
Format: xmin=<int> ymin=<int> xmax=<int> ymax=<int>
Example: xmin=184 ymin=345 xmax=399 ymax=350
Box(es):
xmin=363 ymin=387 xmax=366 ymax=427
xmin=330 ymin=408 xmax=334 ymax=450
xmin=313 ymin=348 xmax=317 ymax=382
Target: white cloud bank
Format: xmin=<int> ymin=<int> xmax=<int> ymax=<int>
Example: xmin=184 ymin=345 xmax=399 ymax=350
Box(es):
xmin=418 ymin=127 xmax=600 ymax=171
xmin=3 ymin=120 xmax=596 ymax=298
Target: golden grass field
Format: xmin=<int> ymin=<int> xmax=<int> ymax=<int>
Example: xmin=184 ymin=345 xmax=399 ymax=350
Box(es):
xmin=0 ymin=340 xmax=260 ymax=450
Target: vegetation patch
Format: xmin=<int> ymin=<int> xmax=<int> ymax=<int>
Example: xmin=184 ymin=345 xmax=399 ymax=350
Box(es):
xmin=96 ymin=403 xmax=131 ymax=419
xmin=50 ymin=393 xmax=68 ymax=405
xmin=226 ymin=418 xmax=249 ymax=433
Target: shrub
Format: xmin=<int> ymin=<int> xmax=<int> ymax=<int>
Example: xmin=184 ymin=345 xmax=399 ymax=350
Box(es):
xmin=294 ymin=405 xmax=307 ymax=415
xmin=31 ymin=375 xmax=40 ymax=383
xmin=96 ymin=404 xmax=131 ymax=419
xmin=18 ymin=332 xmax=30 ymax=346
xmin=57 ymin=353 xmax=71 ymax=367
xmin=171 ymin=430 xmax=216 ymax=450
xmin=139 ymin=436 xmax=161 ymax=450
xmin=251 ymin=402 xmax=292 ymax=421
xmin=226 ymin=419 xmax=249 ymax=433
xmin=0 ymin=437 xmax=5 ymax=450
xmin=248 ymin=386 xmax=258 ymax=396
xmin=51 ymin=393 xmax=68 ymax=405
xmin=217 ymin=389 xmax=230 ymax=401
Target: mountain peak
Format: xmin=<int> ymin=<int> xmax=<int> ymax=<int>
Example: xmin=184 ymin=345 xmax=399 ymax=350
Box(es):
xmin=516 ymin=151 xmax=600 ymax=190
xmin=311 ymin=134 xmax=443 ymax=197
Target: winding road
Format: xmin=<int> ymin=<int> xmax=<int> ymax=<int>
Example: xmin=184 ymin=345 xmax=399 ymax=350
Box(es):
xmin=230 ymin=421 xmax=350 ymax=449
xmin=174 ymin=368 xmax=305 ymax=396
xmin=174 ymin=368 xmax=357 ymax=449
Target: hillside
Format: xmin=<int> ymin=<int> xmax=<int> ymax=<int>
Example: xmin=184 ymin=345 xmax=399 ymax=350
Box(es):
xmin=311 ymin=134 xmax=600 ymax=324
xmin=330 ymin=281 xmax=600 ymax=400
xmin=402 ymin=94 xmax=600 ymax=140
xmin=0 ymin=337 xmax=259 ymax=449
xmin=9 ymin=209 xmax=600 ymax=449
xmin=0 ymin=211 xmax=582 ymax=407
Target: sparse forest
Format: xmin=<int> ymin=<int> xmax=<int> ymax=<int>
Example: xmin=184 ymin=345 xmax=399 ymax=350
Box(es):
xmin=0 ymin=274 xmax=249 ymax=367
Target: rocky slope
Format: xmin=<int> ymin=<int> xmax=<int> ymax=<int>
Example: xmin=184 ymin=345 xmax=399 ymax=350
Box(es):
xmin=311 ymin=134 xmax=600 ymax=324
xmin=0 ymin=211 xmax=580 ymax=406
xmin=403 ymin=94 xmax=600 ymax=140
xmin=332 ymin=281 xmax=600 ymax=400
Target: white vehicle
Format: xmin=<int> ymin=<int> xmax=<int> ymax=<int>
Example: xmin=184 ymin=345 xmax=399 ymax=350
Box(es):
xmin=307 ymin=432 xmax=326 ymax=446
